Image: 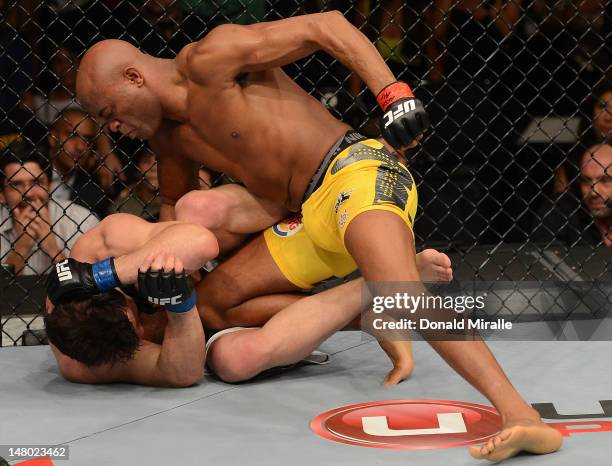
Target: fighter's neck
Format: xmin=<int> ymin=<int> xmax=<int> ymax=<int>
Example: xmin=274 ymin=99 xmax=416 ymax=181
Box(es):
xmin=141 ymin=55 xmax=189 ymax=122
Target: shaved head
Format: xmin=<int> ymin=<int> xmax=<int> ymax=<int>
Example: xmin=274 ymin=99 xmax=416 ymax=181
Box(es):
xmin=76 ymin=39 xmax=164 ymax=140
xmin=77 ymin=39 xmax=141 ymax=105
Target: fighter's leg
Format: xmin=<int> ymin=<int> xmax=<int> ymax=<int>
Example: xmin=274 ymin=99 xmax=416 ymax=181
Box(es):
xmin=206 ymin=279 xmax=364 ymax=383
xmin=175 ymin=185 xmax=288 ymax=253
xmin=196 ymin=234 xmax=302 ymax=329
xmin=344 ymin=210 xmax=562 ymax=461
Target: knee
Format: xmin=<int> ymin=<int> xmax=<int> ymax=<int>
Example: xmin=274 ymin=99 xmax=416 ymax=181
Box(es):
xmin=175 ymin=190 xmax=230 ymax=230
xmin=211 ymin=336 xmax=273 ymax=383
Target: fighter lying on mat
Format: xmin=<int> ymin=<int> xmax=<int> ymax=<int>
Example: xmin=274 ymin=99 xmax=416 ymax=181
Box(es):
xmin=44 ymin=213 xmax=562 ymax=462
xmin=44 ymin=213 xmax=449 ymax=386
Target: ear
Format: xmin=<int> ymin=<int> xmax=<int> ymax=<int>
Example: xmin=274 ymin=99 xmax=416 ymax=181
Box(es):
xmin=124 ymin=67 xmax=144 ymax=87
xmin=0 ymin=191 xmax=5 ymax=203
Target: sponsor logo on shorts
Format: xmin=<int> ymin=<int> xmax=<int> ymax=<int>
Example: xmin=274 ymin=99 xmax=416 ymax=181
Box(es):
xmin=55 ymin=260 xmax=72 ymax=282
xmin=338 ymin=209 xmax=349 ymax=228
xmin=334 ymin=190 xmax=352 ymax=213
xmin=272 ymin=214 xmax=303 ymax=237
xmin=311 ymin=399 xmax=612 ymax=450
xmin=310 ymin=400 xmax=501 ymax=450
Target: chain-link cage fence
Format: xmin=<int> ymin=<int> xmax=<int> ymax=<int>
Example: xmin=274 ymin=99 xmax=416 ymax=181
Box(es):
xmin=1 ymin=0 xmax=610 ymax=346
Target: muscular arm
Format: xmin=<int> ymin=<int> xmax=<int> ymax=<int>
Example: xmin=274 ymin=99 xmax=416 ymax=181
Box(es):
xmin=70 ymin=213 xmax=219 ymax=283
xmin=189 ymin=11 xmax=395 ymax=95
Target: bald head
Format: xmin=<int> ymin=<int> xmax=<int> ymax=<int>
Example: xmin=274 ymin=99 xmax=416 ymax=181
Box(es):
xmin=580 ymin=144 xmax=612 ymax=220
xmin=77 ymin=40 xmax=142 ymax=105
xmin=76 ymin=39 xmax=164 ymax=140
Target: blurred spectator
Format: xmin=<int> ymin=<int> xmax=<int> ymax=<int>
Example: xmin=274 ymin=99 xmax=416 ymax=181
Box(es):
xmin=425 ymin=0 xmax=524 ymax=82
xmin=589 ymin=84 xmax=612 ymax=143
xmin=515 ymin=0 xmax=608 ymax=115
xmin=47 ymin=109 xmax=124 ymax=218
xmin=127 ymin=0 xmax=193 ymax=58
xmin=533 ymin=143 xmax=611 ymax=247
xmin=553 ymin=83 xmax=611 ymax=194
xmin=0 ymin=144 xmax=99 ymax=275
xmin=179 ymin=0 xmax=266 ymax=28
xmin=109 ymin=148 xmax=160 ymax=221
xmin=32 ymin=45 xmax=82 ymax=125
xmin=352 ymin=0 xmax=429 ymax=86
xmin=0 ymin=12 xmax=34 ymax=116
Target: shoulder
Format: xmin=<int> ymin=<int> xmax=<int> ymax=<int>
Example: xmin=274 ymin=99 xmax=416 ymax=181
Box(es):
xmin=182 ymin=25 xmax=257 ymax=84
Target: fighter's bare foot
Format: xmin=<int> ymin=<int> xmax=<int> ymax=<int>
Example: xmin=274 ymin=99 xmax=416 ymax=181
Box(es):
xmin=378 ymin=339 xmax=414 ymax=385
xmin=416 ymin=249 xmax=452 ymax=282
xmin=469 ymin=419 xmax=562 ymax=463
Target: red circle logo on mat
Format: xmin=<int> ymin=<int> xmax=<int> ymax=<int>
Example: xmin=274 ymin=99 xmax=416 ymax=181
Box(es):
xmin=310 ymin=399 xmax=502 ymax=450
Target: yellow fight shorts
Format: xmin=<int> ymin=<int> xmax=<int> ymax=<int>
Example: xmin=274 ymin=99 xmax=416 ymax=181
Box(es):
xmin=264 ymin=131 xmax=418 ymax=289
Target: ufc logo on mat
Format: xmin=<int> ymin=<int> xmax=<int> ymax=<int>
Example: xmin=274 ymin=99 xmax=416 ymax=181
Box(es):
xmin=148 ymin=295 xmax=182 ymax=305
xmin=55 ymin=260 xmax=73 ymax=282
xmin=383 ymin=100 xmax=417 ymax=128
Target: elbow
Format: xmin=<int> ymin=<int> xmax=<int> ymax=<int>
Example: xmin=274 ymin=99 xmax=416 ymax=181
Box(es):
xmin=166 ymin=369 xmax=205 ymax=388
xmin=315 ymin=11 xmax=351 ymax=53
xmin=324 ymin=10 xmax=345 ymax=20
xmin=319 ymin=10 xmax=347 ymax=31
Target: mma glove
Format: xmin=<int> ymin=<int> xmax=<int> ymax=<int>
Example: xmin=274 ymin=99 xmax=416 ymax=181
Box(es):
xmin=46 ymin=258 xmax=121 ymax=305
xmin=377 ymin=81 xmax=430 ymax=149
xmin=138 ymin=267 xmax=196 ymax=313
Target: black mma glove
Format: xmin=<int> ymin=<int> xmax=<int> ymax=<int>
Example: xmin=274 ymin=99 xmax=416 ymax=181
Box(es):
xmin=138 ymin=267 xmax=196 ymax=313
xmin=46 ymin=258 xmax=120 ymax=305
xmin=377 ymin=81 xmax=430 ymax=149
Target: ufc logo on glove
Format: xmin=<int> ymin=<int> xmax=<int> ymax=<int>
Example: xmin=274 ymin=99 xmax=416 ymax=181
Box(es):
xmin=55 ymin=260 xmax=73 ymax=282
xmin=147 ymin=295 xmax=183 ymax=306
xmin=383 ymin=100 xmax=417 ymax=128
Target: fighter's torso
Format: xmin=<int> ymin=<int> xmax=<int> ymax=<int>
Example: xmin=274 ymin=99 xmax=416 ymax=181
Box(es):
xmin=151 ymin=67 xmax=350 ymax=210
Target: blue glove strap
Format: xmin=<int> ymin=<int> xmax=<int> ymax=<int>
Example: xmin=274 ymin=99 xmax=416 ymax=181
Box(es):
xmin=92 ymin=258 xmax=120 ymax=292
xmin=167 ymin=290 xmax=196 ymax=313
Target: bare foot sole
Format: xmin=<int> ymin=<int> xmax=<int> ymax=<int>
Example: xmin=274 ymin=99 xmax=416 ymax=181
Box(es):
xmin=469 ymin=421 xmax=563 ymax=463
xmin=416 ymin=249 xmax=453 ymax=282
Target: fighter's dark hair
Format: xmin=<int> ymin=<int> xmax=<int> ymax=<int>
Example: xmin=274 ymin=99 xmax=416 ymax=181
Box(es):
xmin=44 ymin=290 xmax=140 ymax=367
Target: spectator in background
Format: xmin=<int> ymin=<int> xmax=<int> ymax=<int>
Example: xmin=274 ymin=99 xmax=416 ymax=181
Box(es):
xmin=515 ymin=0 xmax=608 ymax=116
xmin=553 ymin=83 xmax=611 ymax=194
xmin=33 ymin=45 xmax=82 ymax=125
xmin=589 ymin=84 xmax=612 ymax=143
xmin=179 ymin=0 xmax=265 ymax=28
xmin=48 ymin=109 xmax=123 ymax=218
xmin=128 ymin=0 xmax=192 ymax=58
xmin=109 ymin=148 xmax=160 ymax=221
xmin=424 ymin=0 xmax=524 ymax=83
xmin=0 ymin=7 xmax=34 ymax=117
xmin=0 ymin=144 xmax=99 ymax=275
xmin=351 ymin=0 xmax=429 ymax=89
xmin=534 ymin=143 xmax=611 ymax=247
